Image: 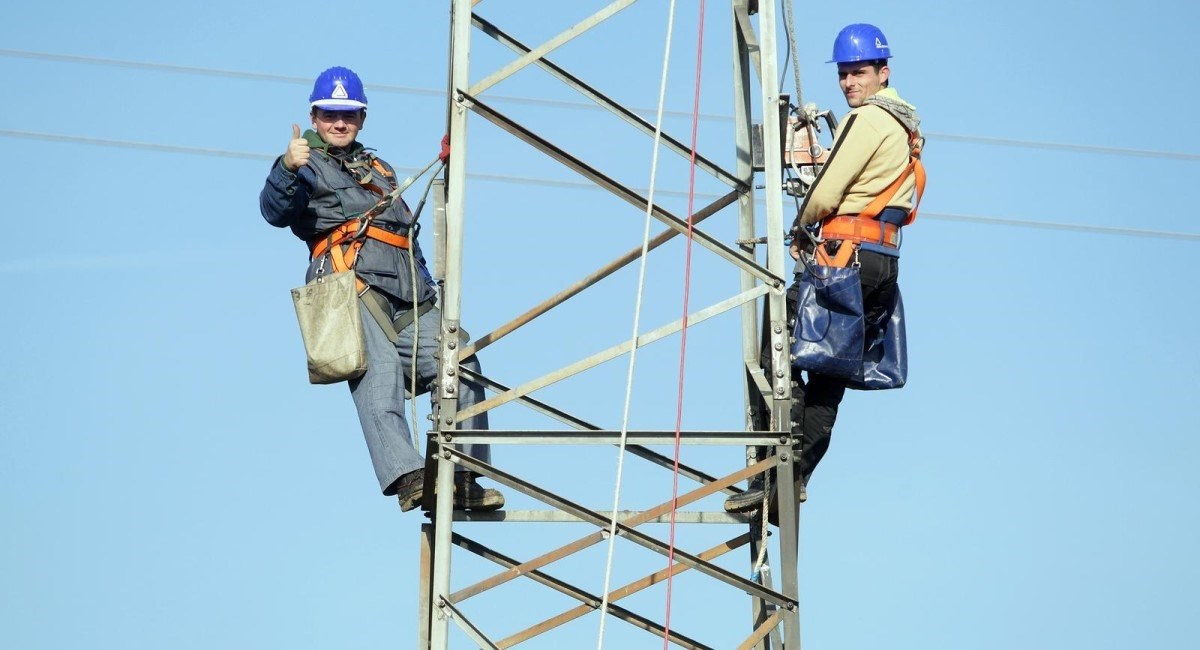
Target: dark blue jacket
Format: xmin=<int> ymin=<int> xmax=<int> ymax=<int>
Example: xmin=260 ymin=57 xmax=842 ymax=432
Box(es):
xmin=260 ymin=133 xmax=436 ymax=305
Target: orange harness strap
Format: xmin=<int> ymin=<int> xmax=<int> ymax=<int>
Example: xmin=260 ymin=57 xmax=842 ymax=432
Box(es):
xmin=308 ymin=220 xmax=411 ymax=290
xmin=859 ymin=131 xmax=926 ymax=225
xmin=815 ymin=129 xmax=926 ymax=268
xmin=820 ymin=216 xmax=901 ymax=248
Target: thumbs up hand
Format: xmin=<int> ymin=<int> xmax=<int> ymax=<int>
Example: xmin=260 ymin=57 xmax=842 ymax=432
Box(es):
xmin=282 ymin=124 xmax=311 ymax=172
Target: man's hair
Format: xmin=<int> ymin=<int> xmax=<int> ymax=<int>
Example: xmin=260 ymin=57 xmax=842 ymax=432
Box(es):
xmin=310 ymin=107 xmax=366 ymax=118
xmin=866 ymin=59 xmax=890 ymax=88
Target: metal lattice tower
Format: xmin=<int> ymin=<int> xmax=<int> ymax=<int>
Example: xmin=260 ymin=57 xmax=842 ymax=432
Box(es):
xmin=421 ymin=1 xmax=803 ymax=647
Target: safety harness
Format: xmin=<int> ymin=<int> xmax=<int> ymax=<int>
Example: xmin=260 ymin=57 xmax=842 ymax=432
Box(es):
xmin=306 ymin=152 xmax=434 ymax=344
xmin=816 ymin=124 xmax=926 ymax=268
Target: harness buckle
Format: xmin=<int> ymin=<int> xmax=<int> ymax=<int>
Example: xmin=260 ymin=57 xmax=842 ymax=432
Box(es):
xmin=353 ymin=216 xmax=371 ymax=240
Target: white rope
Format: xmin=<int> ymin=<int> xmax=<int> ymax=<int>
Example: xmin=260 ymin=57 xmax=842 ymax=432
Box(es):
xmin=595 ymin=2 xmax=678 ymax=648
xmin=751 ymin=472 xmax=772 ymax=578
xmin=407 ymin=162 xmax=447 ymax=454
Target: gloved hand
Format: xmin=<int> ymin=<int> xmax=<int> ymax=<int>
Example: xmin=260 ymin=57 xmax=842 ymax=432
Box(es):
xmin=282 ymin=124 xmax=310 ymax=172
xmin=439 ymin=134 xmax=451 ymax=164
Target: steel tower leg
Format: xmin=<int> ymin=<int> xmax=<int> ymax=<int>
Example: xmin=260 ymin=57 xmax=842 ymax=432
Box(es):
xmin=418 ymin=3 xmax=803 ymax=648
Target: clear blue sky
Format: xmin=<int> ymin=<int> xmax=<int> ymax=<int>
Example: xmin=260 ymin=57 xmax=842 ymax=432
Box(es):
xmin=3 ymin=1 xmax=1198 ymax=649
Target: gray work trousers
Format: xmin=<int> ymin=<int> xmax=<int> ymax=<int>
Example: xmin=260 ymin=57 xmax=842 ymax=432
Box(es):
xmin=348 ymin=299 xmax=491 ymax=494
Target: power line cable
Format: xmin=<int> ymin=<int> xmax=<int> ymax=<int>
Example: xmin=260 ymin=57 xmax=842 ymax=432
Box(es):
xmin=4 ymin=48 xmax=1199 ymax=162
xmin=3 ymin=128 xmax=1197 ymax=242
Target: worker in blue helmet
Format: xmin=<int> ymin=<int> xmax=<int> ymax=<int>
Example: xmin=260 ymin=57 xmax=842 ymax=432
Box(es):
xmin=727 ymin=24 xmax=924 ymax=518
xmin=259 ymin=66 xmax=504 ymax=513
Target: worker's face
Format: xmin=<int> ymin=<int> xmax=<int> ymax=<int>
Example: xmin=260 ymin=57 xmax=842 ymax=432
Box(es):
xmin=838 ymin=62 xmax=888 ymax=108
xmin=311 ymin=108 xmax=365 ymax=148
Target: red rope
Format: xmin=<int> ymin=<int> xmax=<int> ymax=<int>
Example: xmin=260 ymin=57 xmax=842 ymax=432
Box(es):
xmin=662 ymin=1 xmax=706 ymax=643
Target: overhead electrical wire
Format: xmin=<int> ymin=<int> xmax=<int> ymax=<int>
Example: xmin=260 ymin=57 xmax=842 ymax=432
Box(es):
xmin=4 ymin=128 xmax=1197 ymax=243
xmin=4 ymin=48 xmax=1199 ymax=162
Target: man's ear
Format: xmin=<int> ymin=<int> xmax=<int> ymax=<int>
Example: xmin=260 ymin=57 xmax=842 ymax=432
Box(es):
xmin=879 ymin=65 xmax=890 ymax=85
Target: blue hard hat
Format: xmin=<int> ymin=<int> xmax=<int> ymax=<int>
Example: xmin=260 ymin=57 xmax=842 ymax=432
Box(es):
xmin=310 ymin=66 xmax=368 ymax=111
xmin=828 ymin=23 xmax=892 ymax=64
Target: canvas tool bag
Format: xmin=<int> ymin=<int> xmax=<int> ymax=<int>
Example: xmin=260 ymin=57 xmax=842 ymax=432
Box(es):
xmin=790 ymin=263 xmax=866 ymax=379
xmin=291 ymin=270 xmax=368 ymax=384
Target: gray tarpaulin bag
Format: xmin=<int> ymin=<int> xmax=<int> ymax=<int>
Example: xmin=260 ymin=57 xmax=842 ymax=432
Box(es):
xmin=291 ymin=271 xmax=368 ymax=384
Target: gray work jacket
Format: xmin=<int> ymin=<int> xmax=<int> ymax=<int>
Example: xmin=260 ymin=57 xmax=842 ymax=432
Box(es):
xmin=259 ymin=135 xmax=436 ymax=306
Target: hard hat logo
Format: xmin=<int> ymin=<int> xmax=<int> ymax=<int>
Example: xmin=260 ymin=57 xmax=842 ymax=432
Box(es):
xmin=310 ymin=66 xmax=368 ymax=111
xmin=828 ymin=23 xmax=894 ymax=64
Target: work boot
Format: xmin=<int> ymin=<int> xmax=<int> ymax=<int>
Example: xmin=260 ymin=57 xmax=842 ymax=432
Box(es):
xmin=453 ymin=472 xmax=505 ymax=511
xmin=724 ymin=472 xmax=809 ymax=515
xmin=724 ymin=475 xmax=774 ymax=513
xmin=395 ymin=469 xmax=425 ymax=512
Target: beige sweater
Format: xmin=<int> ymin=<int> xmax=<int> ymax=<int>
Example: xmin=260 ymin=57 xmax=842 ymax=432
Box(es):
xmin=796 ymin=88 xmax=920 ymax=228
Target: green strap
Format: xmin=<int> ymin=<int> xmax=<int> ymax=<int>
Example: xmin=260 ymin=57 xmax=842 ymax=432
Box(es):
xmin=359 ymin=288 xmax=435 ymax=345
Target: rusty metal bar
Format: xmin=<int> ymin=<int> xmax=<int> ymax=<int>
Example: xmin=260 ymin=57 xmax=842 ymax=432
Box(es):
xmin=737 ymin=610 xmax=783 ymax=650
xmin=450 ymin=452 xmax=792 ymax=607
xmin=449 ymin=533 xmax=712 ymax=650
xmin=500 ymin=533 xmax=752 ymax=647
xmin=450 ymin=457 xmax=777 ymax=602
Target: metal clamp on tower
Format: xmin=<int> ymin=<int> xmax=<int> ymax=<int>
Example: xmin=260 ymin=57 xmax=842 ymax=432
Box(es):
xmin=749 ymin=94 xmax=838 ymax=197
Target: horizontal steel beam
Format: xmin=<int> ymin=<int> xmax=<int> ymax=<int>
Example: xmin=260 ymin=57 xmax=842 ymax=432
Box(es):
xmin=445 ymin=430 xmax=787 ymax=446
xmin=448 ymin=451 xmax=795 ymax=609
xmin=452 ymin=510 xmax=751 ymax=524
xmin=449 ymin=457 xmax=778 ymax=603
xmin=457 ymin=368 xmax=749 ymax=496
